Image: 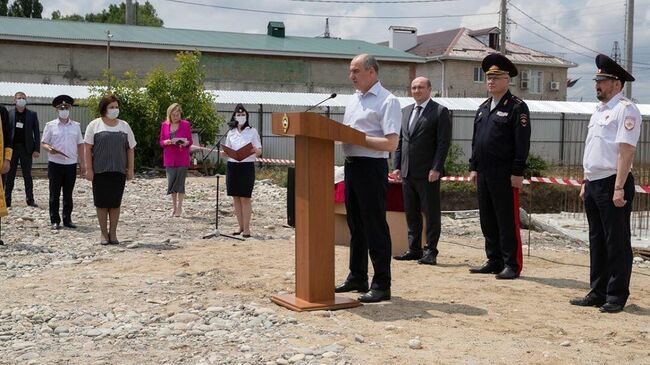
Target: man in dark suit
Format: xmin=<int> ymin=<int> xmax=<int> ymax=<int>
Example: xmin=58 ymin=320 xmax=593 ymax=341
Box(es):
xmin=392 ymin=76 xmax=451 ymax=265
xmin=4 ymin=91 xmax=40 ymax=208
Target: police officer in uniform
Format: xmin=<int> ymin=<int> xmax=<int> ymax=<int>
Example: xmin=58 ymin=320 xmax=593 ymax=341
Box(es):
xmin=570 ymin=54 xmax=640 ymax=313
xmin=468 ymin=53 xmax=531 ymax=280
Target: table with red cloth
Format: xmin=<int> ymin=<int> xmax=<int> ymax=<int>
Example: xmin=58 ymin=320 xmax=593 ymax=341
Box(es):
xmin=333 ymin=177 xmax=422 ymax=253
xmin=334 ymin=179 xmax=405 ymax=212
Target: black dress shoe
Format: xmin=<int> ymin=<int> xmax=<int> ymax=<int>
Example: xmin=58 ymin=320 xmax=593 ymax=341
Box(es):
xmin=334 ymin=281 xmax=368 ymax=293
xmin=358 ymin=289 xmax=391 ymax=303
xmin=418 ymin=251 xmax=437 ymax=265
xmin=63 ymin=222 xmax=77 ymax=229
xmin=495 ymin=267 xmax=519 ymax=280
xmin=569 ymin=296 xmax=606 ymax=307
xmin=51 ymin=223 xmax=61 ymax=230
xmin=27 ymin=201 xmax=38 ymax=208
xmin=393 ymin=250 xmax=423 ymax=261
xmin=599 ymin=302 xmax=624 ymax=313
xmin=469 ymin=261 xmax=503 ymax=274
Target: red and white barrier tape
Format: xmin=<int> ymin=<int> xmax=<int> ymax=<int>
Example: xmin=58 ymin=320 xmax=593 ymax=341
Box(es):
xmin=257 ymin=158 xmax=295 ymax=165
xmin=250 ymin=158 xmax=650 ymax=194
xmin=443 ymin=176 xmax=650 ymax=194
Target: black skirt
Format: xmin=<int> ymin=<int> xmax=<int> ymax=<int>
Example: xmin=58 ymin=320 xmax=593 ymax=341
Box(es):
xmin=92 ymin=172 xmax=127 ymax=208
xmin=226 ymin=162 xmax=255 ymax=198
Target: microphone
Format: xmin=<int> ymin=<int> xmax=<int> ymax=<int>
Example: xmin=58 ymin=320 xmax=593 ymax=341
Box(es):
xmin=304 ymin=93 xmax=337 ymax=112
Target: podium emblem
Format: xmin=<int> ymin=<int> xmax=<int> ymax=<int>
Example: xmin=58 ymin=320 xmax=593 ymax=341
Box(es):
xmin=282 ymin=114 xmax=290 ymax=133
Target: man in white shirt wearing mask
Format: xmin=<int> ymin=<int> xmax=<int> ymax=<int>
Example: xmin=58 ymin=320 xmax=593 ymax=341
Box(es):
xmin=41 ymin=95 xmax=85 ymax=230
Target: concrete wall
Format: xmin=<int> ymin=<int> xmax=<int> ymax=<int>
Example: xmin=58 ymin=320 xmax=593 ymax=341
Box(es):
xmin=415 ymin=60 xmax=569 ymax=101
xmin=0 ymin=41 xmax=414 ymax=96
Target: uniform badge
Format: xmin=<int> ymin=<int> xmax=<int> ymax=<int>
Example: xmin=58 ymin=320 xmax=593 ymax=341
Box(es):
xmin=496 ymin=111 xmax=508 ymax=117
xmin=520 ymin=114 xmax=529 ymax=127
xmin=624 ymin=116 xmax=636 ymax=130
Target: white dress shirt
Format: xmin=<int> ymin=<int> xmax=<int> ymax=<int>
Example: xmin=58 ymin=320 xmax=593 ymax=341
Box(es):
xmin=583 ymin=91 xmax=642 ymax=181
xmin=224 ymin=126 xmax=262 ymax=163
xmin=342 ymin=81 xmax=401 ymax=158
xmin=408 ymin=98 xmax=430 ymax=130
xmin=41 ymin=118 xmax=84 ymax=165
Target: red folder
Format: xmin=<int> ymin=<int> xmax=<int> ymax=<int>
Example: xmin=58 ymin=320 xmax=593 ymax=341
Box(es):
xmin=222 ymin=143 xmax=255 ymax=161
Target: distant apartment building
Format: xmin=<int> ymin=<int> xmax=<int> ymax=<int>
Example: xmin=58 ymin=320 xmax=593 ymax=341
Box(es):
xmin=383 ymin=26 xmax=577 ymax=101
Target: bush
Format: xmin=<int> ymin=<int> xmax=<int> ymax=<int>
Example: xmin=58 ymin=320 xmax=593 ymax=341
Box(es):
xmin=444 ymin=143 xmax=467 ymax=176
xmin=525 ymin=154 xmax=549 ymax=178
xmin=86 ymin=51 xmax=223 ymax=170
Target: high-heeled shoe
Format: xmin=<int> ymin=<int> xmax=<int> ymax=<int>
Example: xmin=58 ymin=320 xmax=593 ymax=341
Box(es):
xmin=232 ymin=230 xmax=243 ymax=236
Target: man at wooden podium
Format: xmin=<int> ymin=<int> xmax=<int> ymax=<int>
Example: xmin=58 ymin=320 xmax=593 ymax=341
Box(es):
xmin=335 ymin=54 xmax=401 ymax=303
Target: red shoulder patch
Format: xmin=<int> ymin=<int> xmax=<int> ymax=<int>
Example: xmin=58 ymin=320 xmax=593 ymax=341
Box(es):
xmin=520 ymin=113 xmax=529 ymax=127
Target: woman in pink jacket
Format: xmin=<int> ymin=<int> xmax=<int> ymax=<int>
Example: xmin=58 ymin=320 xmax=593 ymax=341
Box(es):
xmin=159 ymin=103 xmax=193 ymax=217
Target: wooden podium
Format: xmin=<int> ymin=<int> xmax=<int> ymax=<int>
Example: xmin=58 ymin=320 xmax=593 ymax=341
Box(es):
xmin=271 ymin=112 xmax=365 ymax=311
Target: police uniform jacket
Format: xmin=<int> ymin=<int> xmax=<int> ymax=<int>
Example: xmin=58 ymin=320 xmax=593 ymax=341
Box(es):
xmin=469 ymin=90 xmax=531 ymax=175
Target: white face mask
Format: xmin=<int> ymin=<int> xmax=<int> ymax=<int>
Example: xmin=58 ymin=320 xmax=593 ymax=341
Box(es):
xmin=235 ymin=116 xmax=246 ymax=126
xmin=15 ymin=99 xmax=27 ymax=108
xmin=106 ymin=108 xmax=120 ymax=119
xmin=58 ymin=110 xmax=70 ymax=119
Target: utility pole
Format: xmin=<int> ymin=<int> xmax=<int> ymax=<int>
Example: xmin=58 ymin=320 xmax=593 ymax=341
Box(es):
xmin=611 ymin=41 xmax=621 ymax=63
xmin=324 ymin=18 xmax=330 ymax=39
xmin=624 ymin=0 xmax=634 ymax=98
xmin=106 ymin=30 xmax=112 ymax=71
xmin=126 ymin=0 xmax=135 ymax=25
xmin=499 ymin=0 xmax=507 ymax=53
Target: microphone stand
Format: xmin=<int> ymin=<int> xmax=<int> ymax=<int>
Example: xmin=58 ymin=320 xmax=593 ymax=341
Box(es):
xmin=202 ymin=129 xmax=244 ymax=241
xmin=304 ymin=93 xmax=337 ymax=113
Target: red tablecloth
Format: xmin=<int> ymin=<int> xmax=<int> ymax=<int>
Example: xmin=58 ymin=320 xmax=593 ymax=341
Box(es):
xmin=334 ymin=180 xmax=404 ymax=212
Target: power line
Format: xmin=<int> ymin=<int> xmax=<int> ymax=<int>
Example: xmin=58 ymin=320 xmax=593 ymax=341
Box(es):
xmin=512 ymin=21 xmax=594 ymax=59
xmin=510 ymin=3 xmax=649 ymax=68
xmin=508 ymin=1 xmax=602 ymax=55
xmin=290 ymin=0 xmax=456 ymax=2
xmin=160 ymin=0 xmax=496 ymax=19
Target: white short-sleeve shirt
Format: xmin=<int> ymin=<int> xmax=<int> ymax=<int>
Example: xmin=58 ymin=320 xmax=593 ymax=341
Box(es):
xmin=224 ymin=126 xmax=262 ymax=163
xmin=41 ymin=118 xmax=84 ymax=165
xmin=583 ymin=92 xmax=642 ymax=181
xmin=342 ymin=81 xmax=401 ymax=158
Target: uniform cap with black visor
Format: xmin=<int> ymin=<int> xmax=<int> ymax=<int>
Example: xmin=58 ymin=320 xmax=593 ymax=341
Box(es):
xmin=593 ymin=54 xmax=635 ymax=86
xmin=52 ymin=94 xmax=75 ymax=110
xmin=481 ymin=53 xmax=518 ymax=78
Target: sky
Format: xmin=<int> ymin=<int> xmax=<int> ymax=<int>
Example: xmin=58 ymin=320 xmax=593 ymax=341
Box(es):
xmin=40 ymin=0 xmax=650 ymax=103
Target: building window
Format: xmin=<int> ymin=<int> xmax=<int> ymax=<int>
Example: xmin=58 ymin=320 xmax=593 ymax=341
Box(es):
xmin=473 ymin=67 xmax=485 ymax=82
xmin=529 ymin=70 xmax=543 ymax=94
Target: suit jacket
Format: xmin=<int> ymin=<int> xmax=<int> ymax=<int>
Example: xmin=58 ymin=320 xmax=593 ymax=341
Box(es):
xmin=9 ymin=108 xmax=40 ymax=154
xmin=393 ymin=99 xmax=451 ymax=179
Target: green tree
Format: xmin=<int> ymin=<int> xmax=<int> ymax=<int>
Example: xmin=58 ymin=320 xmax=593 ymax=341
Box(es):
xmin=8 ymin=0 xmax=42 ymax=18
xmin=87 ymin=52 xmax=221 ymax=169
xmin=51 ymin=10 xmax=84 ymax=21
xmin=0 ymin=0 xmax=9 ymax=16
xmin=52 ymin=1 xmax=163 ymax=27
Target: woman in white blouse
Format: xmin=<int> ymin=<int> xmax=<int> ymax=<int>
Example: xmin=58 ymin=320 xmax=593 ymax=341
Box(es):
xmin=222 ymin=104 xmax=262 ymax=238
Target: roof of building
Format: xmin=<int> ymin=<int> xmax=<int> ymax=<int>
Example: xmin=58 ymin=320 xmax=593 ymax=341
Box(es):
xmin=0 ymin=16 xmax=423 ymax=63
xmin=2 ymin=81 xmax=647 ymax=115
xmin=393 ymin=27 xmax=576 ymax=68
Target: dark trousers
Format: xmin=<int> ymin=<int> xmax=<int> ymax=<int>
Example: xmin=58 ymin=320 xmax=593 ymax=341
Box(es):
xmin=402 ymin=177 xmax=441 ymax=255
xmin=4 ymin=143 xmax=34 ymax=205
xmin=48 ymin=162 xmax=77 ymax=224
xmin=477 ymin=169 xmax=523 ymax=273
xmin=584 ymin=173 xmax=634 ymax=305
xmin=344 ymin=157 xmax=392 ymax=290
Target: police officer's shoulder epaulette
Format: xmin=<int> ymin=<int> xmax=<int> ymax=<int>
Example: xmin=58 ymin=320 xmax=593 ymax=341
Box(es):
xmin=511 ymin=95 xmax=524 ymax=104
xmin=480 ymin=98 xmax=490 ymax=107
xmin=619 ymin=97 xmax=632 ymax=106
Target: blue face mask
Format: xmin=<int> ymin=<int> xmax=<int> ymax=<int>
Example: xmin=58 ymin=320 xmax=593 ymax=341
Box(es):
xmin=107 ymin=108 xmax=120 ymax=120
